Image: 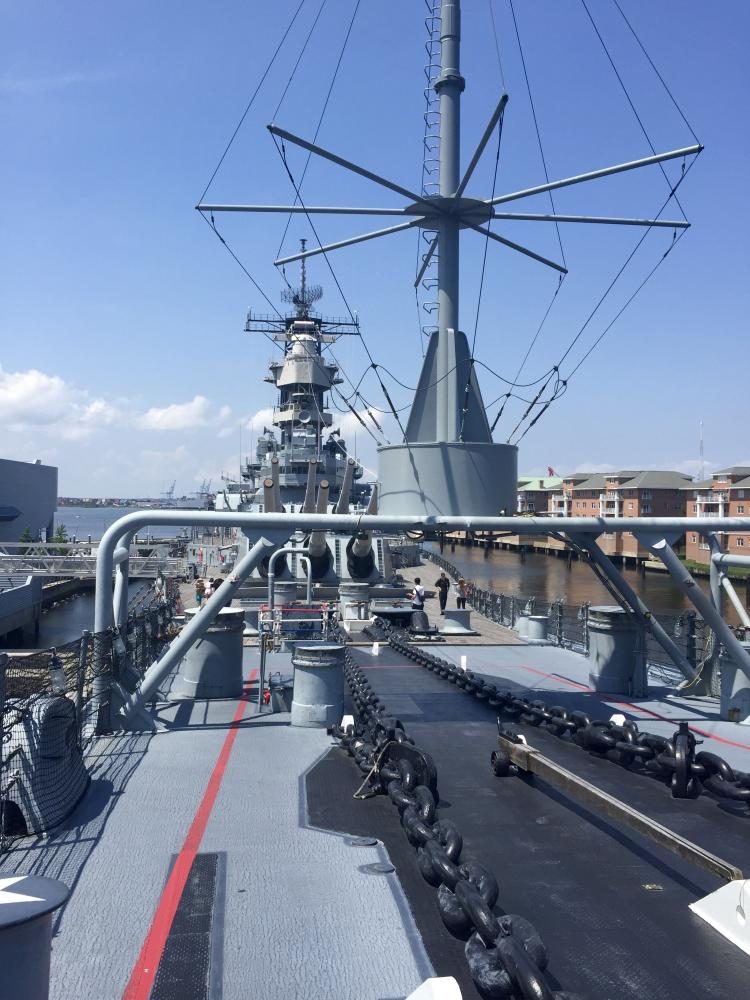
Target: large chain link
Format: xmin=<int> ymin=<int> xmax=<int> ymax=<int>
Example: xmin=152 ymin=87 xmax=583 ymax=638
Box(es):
xmin=370 ymin=620 xmax=750 ymax=812
xmin=334 ymin=650 xmax=581 ymax=999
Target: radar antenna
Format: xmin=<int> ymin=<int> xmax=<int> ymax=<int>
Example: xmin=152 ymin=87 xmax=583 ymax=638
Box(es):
xmin=281 ymin=239 xmax=323 ymax=317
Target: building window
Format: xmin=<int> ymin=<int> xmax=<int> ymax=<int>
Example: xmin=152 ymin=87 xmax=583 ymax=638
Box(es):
xmin=591 ymin=502 xmax=597 ymax=509
xmin=527 ymin=502 xmax=535 ymax=511
xmin=642 ymin=504 xmax=652 ymax=514
xmin=738 ymin=490 xmax=745 ymax=499
xmin=738 ymin=538 xmax=745 ymax=547
xmin=692 ymin=504 xmax=697 ymax=513
xmin=691 ymin=534 xmax=697 ymax=543
xmin=738 ymin=505 xmax=745 ymax=514
xmin=628 ymin=502 xmax=634 ymax=509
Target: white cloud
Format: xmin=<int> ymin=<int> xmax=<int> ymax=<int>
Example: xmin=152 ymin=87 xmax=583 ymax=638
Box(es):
xmin=0 ymin=366 xmax=72 ymax=425
xmin=0 ymin=364 xmax=123 ymax=440
xmin=245 ymin=407 xmax=275 ymax=433
xmin=135 ymin=395 xmax=212 ymax=431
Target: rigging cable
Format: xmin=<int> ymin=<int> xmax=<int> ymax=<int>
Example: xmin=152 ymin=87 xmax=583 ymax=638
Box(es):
xmin=579 ymin=0 xmax=690 ymax=219
xmin=611 ymin=0 xmax=700 ymax=144
xmin=199 ymin=211 xmax=284 ymax=329
xmin=509 ymin=0 xmax=567 ymax=268
xmin=500 ymin=0 xmax=569 ymax=406
xmin=510 ymin=156 xmax=698 ymax=444
xmin=198 ymin=0 xmax=309 ymax=204
xmin=271 ymin=133 xmax=410 ymax=442
xmin=487 ymin=0 xmax=507 ymax=91
xmin=274 ymin=0 xmax=363 ymax=263
xmin=458 ymin=107 xmax=505 ymax=440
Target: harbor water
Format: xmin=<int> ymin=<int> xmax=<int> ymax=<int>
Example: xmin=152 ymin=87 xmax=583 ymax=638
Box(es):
xmin=427 ymin=541 xmax=747 ymax=624
xmin=55 ymin=505 xmax=189 ymax=541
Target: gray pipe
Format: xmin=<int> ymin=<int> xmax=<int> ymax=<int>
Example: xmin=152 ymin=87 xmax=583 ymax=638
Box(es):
xmin=636 ymin=533 xmax=750 ymax=683
xmin=351 ymin=485 xmax=379 ymax=561
xmin=267 ymin=546 xmax=312 ymax=609
xmin=119 ymin=531 xmax=288 ymax=725
xmin=334 ymin=458 xmax=356 ymax=514
xmin=94 ymin=510 xmax=750 ymax=638
xmin=721 ymin=576 xmax=750 ymax=629
xmin=711 ymin=537 xmax=750 ymax=629
xmin=308 ymin=480 xmax=330 ymax=559
xmin=113 ymin=531 xmax=135 ymax=630
xmin=270 ymin=456 xmax=282 ymax=512
xmin=302 ymin=459 xmax=319 ymax=513
xmin=573 ymin=533 xmax=696 ymax=682
xmin=263 ymin=478 xmax=277 ymax=513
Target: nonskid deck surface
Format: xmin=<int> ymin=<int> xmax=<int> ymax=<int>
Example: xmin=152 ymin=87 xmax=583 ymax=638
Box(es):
xmin=5 ymin=649 xmax=432 ymax=1000
xmin=351 ymin=644 xmax=750 ymax=1000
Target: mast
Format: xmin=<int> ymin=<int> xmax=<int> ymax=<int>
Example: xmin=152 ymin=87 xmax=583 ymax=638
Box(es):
xmin=435 ymin=0 xmax=463 ymax=441
xmin=198 ymin=0 xmax=701 ymax=515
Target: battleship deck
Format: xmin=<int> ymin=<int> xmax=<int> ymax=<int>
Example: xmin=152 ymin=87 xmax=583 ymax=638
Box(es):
xmin=345 ymin=643 xmax=750 ymax=999
xmin=5 ymin=619 xmax=750 ymax=998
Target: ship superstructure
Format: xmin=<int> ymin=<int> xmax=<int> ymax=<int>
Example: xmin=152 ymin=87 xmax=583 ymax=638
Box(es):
xmin=217 ymin=246 xmax=367 ymax=512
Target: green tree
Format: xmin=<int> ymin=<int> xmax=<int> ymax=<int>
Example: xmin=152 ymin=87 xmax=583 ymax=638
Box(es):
xmin=51 ymin=523 xmax=68 ymax=554
xmin=18 ymin=526 xmax=33 ymax=555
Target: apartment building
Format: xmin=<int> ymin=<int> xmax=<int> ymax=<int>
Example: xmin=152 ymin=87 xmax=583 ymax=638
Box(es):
xmin=548 ymin=470 xmax=691 ymax=561
xmin=516 ymin=476 xmax=562 ymax=514
xmin=685 ymin=466 xmax=750 ymax=566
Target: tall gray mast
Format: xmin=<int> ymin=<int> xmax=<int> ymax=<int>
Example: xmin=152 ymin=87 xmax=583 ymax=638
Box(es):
xmin=436 ymin=1 xmax=462 ymax=442
xmin=198 ymin=0 xmax=700 ymax=516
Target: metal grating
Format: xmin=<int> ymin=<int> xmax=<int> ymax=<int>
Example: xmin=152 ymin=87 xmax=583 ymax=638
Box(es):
xmin=150 ymin=852 xmax=224 ymax=1000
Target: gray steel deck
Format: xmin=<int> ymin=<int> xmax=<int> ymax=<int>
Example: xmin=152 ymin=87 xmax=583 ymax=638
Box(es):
xmin=5 ymin=649 xmax=433 ymax=1000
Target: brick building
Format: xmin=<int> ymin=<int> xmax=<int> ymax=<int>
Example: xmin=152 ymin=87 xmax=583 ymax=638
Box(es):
xmin=685 ymin=467 xmax=750 ymax=565
xmin=548 ymin=470 xmax=691 ymax=561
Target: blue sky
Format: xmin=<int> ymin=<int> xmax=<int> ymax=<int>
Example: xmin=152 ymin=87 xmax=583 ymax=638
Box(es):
xmin=1 ymin=0 xmax=747 ymax=496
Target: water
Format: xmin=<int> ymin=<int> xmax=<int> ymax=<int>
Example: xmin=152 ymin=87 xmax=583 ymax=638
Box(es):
xmin=427 ymin=541 xmax=746 ymax=623
xmin=2 ymin=581 xmax=147 ymax=651
xmin=55 ymin=506 xmax=189 ymax=541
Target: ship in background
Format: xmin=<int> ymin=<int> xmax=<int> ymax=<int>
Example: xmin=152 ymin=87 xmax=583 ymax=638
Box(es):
xmin=215 ymin=248 xmax=394 ymax=592
xmin=215 ymin=243 xmax=369 ymax=514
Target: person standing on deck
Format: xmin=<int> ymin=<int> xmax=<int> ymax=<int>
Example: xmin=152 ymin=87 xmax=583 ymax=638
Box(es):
xmin=434 ymin=572 xmax=450 ymax=615
xmin=410 ymin=577 xmax=425 ymax=611
xmin=456 ymin=577 xmax=468 ymax=610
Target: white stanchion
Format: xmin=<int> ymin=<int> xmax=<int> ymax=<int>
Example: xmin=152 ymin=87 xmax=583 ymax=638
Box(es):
xmin=406 ymin=976 xmax=462 ymax=1000
xmin=690 ymin=879 xmax=750 ymax=956
xmin=460 ymin=654 xmax=467 ymax=672
xmin=372 ymin=642 xmax=380 ymax=656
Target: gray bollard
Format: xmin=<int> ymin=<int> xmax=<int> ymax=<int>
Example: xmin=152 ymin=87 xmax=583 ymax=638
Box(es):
xmin=172 ymin=607 xmax=245 ymax=699
xmin=274 ymin=581 xmax=298 ymax=607
xmin=291 ymin=643 xmax=345 ymax=728
xmin=439 ymin=609 xmax=477 ymax=636
xmin=526 ymin=615 xmax=549 ymax=643
xmin=719 ymin=641 xmax=750 ymax=723
xmin=516 ymin=615 xmax=530 ymax=638
xmin=0 ymin=873 xmax=69 ymax=1000
xmin=587 ymin=605 xmax=647 ymax=696
xmin=339 ymin=582 xmax=370 ymax=622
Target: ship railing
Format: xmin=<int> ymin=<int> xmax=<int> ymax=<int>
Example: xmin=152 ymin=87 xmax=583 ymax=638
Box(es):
xmin=423 ymin=550 xmax=724 ymax=691
xmin=257 ymin=604 xmax=337 ymax=651
xmin=0 ymin=577 xmax=182 ymax=853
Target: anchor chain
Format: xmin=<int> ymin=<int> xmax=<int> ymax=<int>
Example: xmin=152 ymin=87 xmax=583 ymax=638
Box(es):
xmin=334 ymin=649 xmax=582 ymax=999
xmin=367 ymin=619 xmax=750 ymax=812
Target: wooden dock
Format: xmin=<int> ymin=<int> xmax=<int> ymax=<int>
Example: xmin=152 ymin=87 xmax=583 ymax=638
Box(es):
xmin=396 ymin=565 xmax=523 ymax=646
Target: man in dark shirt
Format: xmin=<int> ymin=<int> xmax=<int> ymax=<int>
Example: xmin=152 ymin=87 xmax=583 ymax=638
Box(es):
xmin=434 ymin=571 xmax=450 ymax=615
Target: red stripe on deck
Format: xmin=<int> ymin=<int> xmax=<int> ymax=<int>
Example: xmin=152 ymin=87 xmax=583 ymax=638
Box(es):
xmin=516 ymin=662 xmax=750 ymax=752
xmin=122 ymin=669 xmax=258 ymax=1000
